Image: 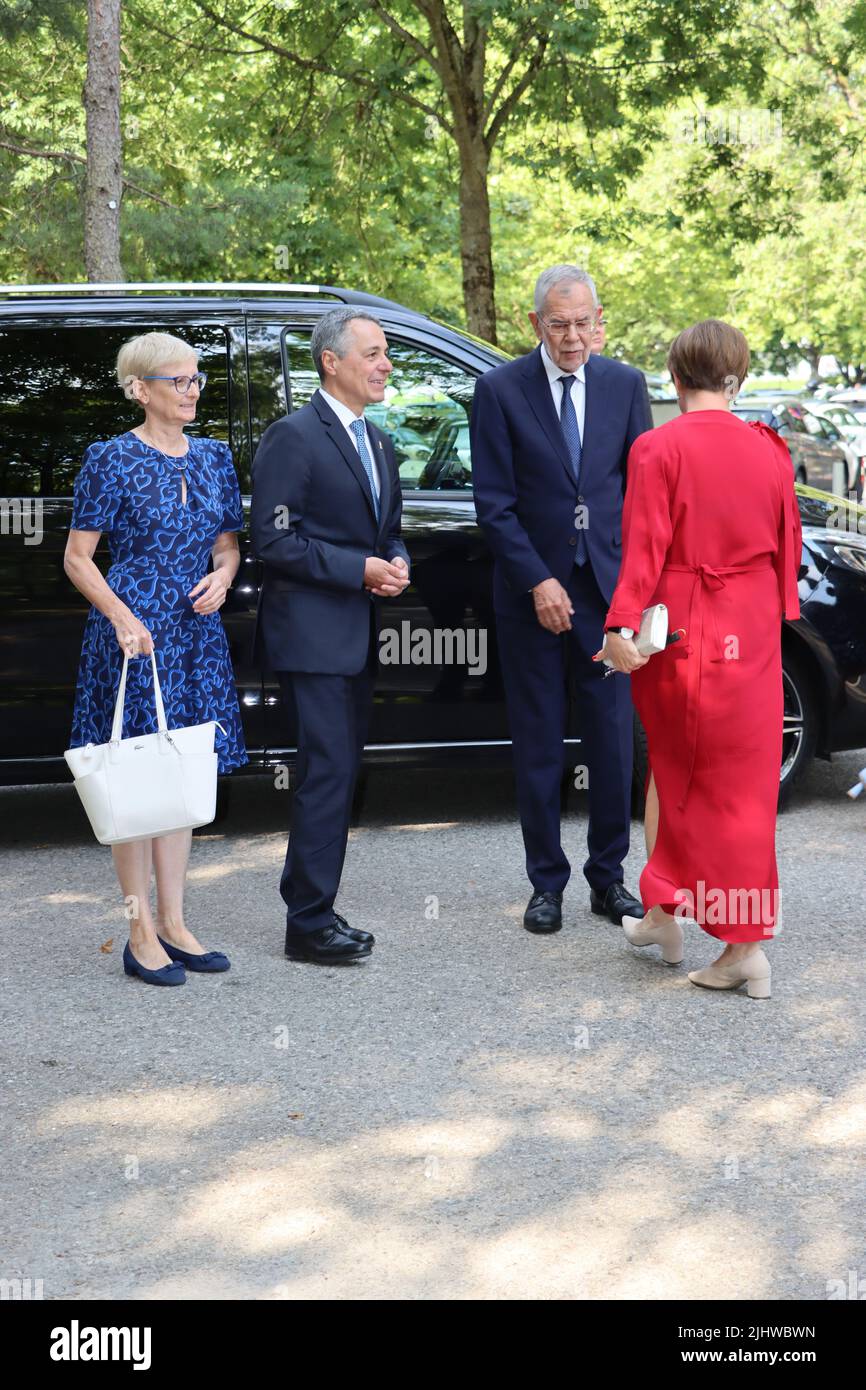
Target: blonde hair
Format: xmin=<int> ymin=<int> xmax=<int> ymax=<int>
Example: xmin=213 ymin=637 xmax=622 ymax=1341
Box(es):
xmin=116 ymin=332 xmax=198 ymax=403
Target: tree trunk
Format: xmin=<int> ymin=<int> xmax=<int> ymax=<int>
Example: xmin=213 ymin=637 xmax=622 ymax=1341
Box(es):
xmin=457 ymin=135 xmax=496 ymax=343
xmin=84 ymin=0 xmax=124 ymax=283
xmin=804 ymin=345 xmax=821 ymax=388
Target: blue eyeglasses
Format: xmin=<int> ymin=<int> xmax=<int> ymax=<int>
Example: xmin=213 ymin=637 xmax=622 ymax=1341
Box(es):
xmin=140 ymin=372 xmax=208 ymax=394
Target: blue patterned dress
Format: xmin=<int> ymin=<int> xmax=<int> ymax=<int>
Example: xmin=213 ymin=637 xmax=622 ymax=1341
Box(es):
xmin=69 ymin=432 xmax=248 ymax=773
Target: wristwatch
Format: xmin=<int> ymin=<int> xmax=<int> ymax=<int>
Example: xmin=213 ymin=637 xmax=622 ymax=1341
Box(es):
xmin=606 ymin=626 xmax=634 ymax=639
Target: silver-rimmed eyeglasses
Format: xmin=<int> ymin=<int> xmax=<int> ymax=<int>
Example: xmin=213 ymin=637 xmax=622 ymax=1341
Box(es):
xmin=537 ymin=315 xmax=598 ymax=337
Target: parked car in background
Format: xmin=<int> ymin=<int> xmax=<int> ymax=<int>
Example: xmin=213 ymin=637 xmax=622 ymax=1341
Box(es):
xmin=365 ymin=385 xmax=467 ymax=487
xmin=738 ymin=388 xmax=804 ymax=401
xmin=1 ymin=283 xmax=866 ymax=810
xmin=732 ymin=396 xmax=849 ymax=493
xmin=829 ymin=388 xmax=866 ymax=418
xmin=811 ymin=398 xmax=866 ymax=448
xmin=645 ymin=372 xmax=679 ymax=427
xmin=801 ymin=401 xmax=865 ymax=499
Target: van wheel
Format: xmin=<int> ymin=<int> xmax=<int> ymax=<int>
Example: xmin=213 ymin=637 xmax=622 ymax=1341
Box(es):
xmin=778 ymin=652 xmax=817 ymax=809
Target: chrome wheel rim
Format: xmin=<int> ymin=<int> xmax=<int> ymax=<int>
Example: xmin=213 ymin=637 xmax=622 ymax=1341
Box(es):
xmin=781 ymin=668 xmax=805 ymax=783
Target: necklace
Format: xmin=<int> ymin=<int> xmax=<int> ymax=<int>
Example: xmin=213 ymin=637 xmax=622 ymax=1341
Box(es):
xmin=133 ymin=430 xmax=191 ymax=469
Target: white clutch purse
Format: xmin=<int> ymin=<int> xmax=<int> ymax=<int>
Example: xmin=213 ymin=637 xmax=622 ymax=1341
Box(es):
xmin=602 ymin=603 xmax=669 ymax=668
xmin=64 ymin=651 xmax=223 ymax=845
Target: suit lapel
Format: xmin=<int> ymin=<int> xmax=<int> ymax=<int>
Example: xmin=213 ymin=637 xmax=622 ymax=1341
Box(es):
xmin=312 ymin=389 xmax=379 ymax=525
xmin=519 ymin=347 xmax=577 ymax=490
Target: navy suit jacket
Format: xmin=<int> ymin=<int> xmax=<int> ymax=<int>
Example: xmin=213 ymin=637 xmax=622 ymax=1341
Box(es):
xmin=251 ymin=390 xmax=409 ymax=675
xmin=471 ymin=346 xmax=652 ymax=617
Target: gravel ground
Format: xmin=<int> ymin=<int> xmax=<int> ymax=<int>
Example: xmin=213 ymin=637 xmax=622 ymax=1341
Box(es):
xmin=2 ymin=750 xmax=865 ymax=1301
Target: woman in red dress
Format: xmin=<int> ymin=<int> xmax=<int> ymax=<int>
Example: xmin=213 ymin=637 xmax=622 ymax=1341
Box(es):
xmin=600 ymin=320 xmax=802 ymax=999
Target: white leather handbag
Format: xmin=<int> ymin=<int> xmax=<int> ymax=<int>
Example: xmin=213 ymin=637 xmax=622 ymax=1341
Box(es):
xmin=601 ymin=603 xmax=670 ymax=669
xmin=633 ymin=602 xmax=670 ymax=656
xmin=64 ymin=651 xmax=223 ymax=845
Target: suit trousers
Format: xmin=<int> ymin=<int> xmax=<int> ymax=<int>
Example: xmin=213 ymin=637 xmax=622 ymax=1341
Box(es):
xmin=496 ymin=561 xmax=634 ymax=895
xmin=278 ymin=616 xmax=377 ymax=935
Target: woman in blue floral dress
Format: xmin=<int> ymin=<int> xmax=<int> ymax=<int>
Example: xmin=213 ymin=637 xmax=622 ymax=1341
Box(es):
xmin=64 ymin=332 xmax=248 ymax=986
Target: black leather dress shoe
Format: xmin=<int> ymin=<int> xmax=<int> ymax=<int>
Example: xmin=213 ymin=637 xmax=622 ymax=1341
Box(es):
xmin=285 ymin=923 xmax=373 ymax=963
xmin=590 ymin=882 xmax=645 ymax=925
xmin=523 ymin=890 xmax=563 ymax=934
xmin=333 ymin=910 xmax=375 ymax=944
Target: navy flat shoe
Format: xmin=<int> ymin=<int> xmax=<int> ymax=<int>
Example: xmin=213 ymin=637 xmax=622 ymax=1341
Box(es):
xmin=123 ymin=940 xmax=186 ymax=986
xmin=157 ymin=935 xmax=230 ymax=973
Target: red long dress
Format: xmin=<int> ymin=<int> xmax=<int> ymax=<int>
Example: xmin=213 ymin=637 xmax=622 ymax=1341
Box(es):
xmin=605 ymin=412 xmax=802 ymax=943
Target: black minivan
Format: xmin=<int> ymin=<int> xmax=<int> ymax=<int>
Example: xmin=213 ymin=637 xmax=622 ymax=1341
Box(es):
xmin=2 ymin=282 xmax=866 ymax=806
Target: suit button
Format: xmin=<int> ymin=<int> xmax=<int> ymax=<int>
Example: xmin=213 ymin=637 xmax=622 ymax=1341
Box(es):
xmin=577 ymin=494 xmax=585 ymax=503
xmin=568 ymin=537 xmax=577 ymax=546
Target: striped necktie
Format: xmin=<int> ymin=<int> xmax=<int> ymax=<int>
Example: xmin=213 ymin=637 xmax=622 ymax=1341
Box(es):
xmin=558 ymin=375 xmax=582 ymax=483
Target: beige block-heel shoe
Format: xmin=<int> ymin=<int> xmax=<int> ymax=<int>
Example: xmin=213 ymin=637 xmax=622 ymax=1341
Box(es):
xmin=622 ymin=913 xmax=684 ymax=966
xmin=687 ymin=948 xmax=771 ymax=999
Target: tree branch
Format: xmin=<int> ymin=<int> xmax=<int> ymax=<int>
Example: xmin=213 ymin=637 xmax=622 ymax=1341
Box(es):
xmin=485 ymin=34 xmax=549 ymax=149
xmin=414 ymin=0 xmax=483 ymax=151
xmin=0 ymin=134 xmax=182 ymax=208
xmin=190 ymin=0 xmax=455 ymax=134
xmin=368 ymin=0 xmax=435 ymax=67
xmin=125 ymin=3 xmax=261 ymax=54
xmin=483 ymin=27 xmax=533 ymax=125
xmin=463 ymin=0 xmax=486 ymax=114
xmin=416 ymin=0 xmax=465 ymax=91
xmin=191 ymin=0 xmax=356 ymax=75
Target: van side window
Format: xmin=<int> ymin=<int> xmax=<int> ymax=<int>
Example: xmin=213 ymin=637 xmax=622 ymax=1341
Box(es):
xmin=282 ymin=330 xmax=476 ymax=491
xmin=247 ymin=323 xmax=288 ymax=453
xmin=282 ymin=329 xmax=319 ymax=411
xmin=0 ymin=325 xmax=230 ymax=497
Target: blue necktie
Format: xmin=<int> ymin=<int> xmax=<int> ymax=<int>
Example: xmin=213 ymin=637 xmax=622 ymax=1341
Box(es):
xmin=350 ymin=418 xmax=380 ymax=522
xmin=559 ymin=375 xmax=587 ymax=565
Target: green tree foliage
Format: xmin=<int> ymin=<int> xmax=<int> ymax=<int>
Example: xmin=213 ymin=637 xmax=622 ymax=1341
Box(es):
xmin=0 ymin=0 xmax=863 ymax=375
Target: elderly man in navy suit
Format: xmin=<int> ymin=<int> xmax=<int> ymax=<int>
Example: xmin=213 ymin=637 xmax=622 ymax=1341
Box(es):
xmin=471 ymin=265 xmax=652 ymax=934
xmin=251 ymin=307 xmax=410 ymax=963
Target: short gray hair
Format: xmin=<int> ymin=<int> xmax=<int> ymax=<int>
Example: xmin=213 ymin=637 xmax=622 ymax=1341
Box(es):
xmin=534 ymin=264 xmax=598 ymax=314
xmin=310 ymin=307 xmax=381 ymax=380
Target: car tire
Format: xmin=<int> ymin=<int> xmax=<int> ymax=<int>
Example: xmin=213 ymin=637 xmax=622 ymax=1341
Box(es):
xmin=778 ymin=650 xmax=818 ymax=810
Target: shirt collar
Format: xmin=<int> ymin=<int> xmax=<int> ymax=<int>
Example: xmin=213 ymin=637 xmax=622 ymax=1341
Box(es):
xmin=319 ymin=387 xmax=366 ymax=432
xmin=540 ymin=341 xmax=586 ymax=388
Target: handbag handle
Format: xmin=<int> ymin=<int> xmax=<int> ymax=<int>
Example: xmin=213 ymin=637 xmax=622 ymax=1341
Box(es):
xmin=110 ymin=650 xmax=168 ymax=744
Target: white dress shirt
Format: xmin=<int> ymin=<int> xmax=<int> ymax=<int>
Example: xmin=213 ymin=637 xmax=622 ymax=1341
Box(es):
xmin=319 ymin=387 xmax=381 ymax=497
xmin=540 ymin=342 xmax=586 ymax=445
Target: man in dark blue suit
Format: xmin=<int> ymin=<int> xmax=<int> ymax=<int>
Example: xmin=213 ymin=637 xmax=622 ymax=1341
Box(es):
xmin=251 ymin=307 xmax=410 ymax=963
xmin=471 ymin=265 xmax=652 ymax=933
